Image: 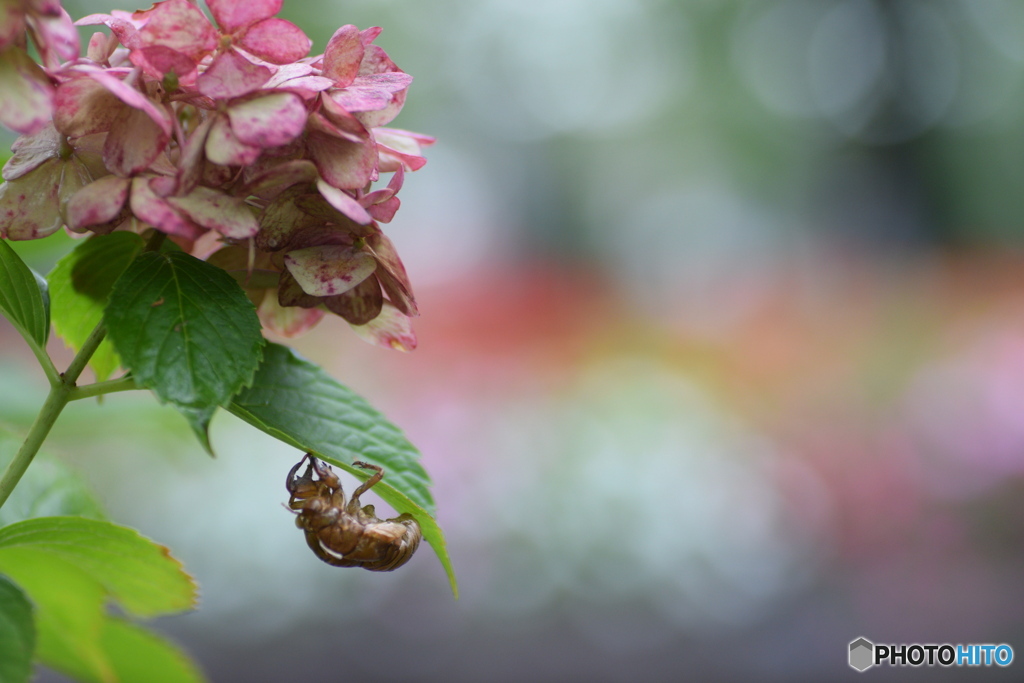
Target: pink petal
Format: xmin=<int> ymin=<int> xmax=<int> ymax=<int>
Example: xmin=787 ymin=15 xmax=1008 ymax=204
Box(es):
xmin=130 ymin=176 xmax=203 ymax=239
xmin=137 ymin=0 xmax=217 ymax=59
xmin=86 ymin=31 xmax=113 ymax=62
xmin=358 ymin=44 xmax=399 ymax=77
xmin=324 ymin=274 xmax=382 ymax=324
xmin=366 ymin=195 xmax=399 ymax=223
xmin=264 ymin=62 xmax=332 ymax=96
xmin=207 ymin=0 xmax=281 ymax=34
xmin=360 ymin=27 xmax=383 ymax=46
xmin=30 ymin=8 xmax=79 ymax=68
xmin=354 ymin=99 xmax=406 ymax=129
xmin=27 ymin=0 xmax=63 ymax=16
xmin=0 ymin=2 xmax=26 ymax=51
xmin=272 ymin=74 xmax=333 ymax=99
xmin=58 ymin=157 xmax=93 ymax=218
xmin=176 ymin=115 xmax=214 ymax=194
xmin=103 ymin=105 xmax=170 ymax=176
xmin=386 ymin=165 xmax=405 ymax=193
xmin=80 ymin=67 xmax=172 ymax=135
xmin=53 ymin=76 xmax=122 ymax=138
xmin=167 ymin=186 xmax=259 ymax=239
xmin=258 ymin=292 xmax=325 ymax=337
xmin=344 ymin=74 xmax=412 ymax=128
xmin=276 ymin=267 xmax=321 ymax=307
xmin=0 ymin=160 xmax=62 ymax=239
xmin=205 ymin=244 xmax=278 ymax=287
xmin=205 ymin=114 xmax=261 ymax=166
xmin=66 ymin=174 xmax=130 ymax=231
xmin=322 ymin=25 xmax=362 ymax=87
xmin=76 ymin=13 xmax=142 ymax=51
xmin=238 ymin=18 xmax=311 ymax=65
xmin=373 ymin=128 xmax=432 ymax=173
xmin=69 ymin=133 xmax=108 ymax=178
xmin=349 ymin=301 xmax=417 ymax=352
xmin=227 ymin=91 xmax=306 ymax=148
xmin=0 ymin=47 xmax=54 ymax=135
xmin=366 ymin=232 xmax=417 ymax=316
xmin=284 ymin=244 xmax=377 ymax=297
xmin=197 ymin=49 xmax=272 ymax=100
xmin=292 ymin=194 xmax=374 ymax=240
xmin=358 ymin=165 xmax=403 ymax=209
xmin=316 ymin=178 xmax=371 ymax=225
xmin=375 ymin=126 xmax=437 ymax=146
xmin=129 ymin=45 xmax=197 ymax=84
xmin=3 ymin=123 xmax=59 ymax=180
xmin=241 ymin=159 xmax=318 ymax=198
xmin=316 ymin=98 xmax=371 ymax=143
xmin=308 ymin=131 xmax=377 ymax=190
xmin=256 ymin=188 xmax=326 ymax=252
xmin=306 ymin=114 xmax=376 ymax=191
xmin=377 ymin=144 xmax=425 ymax=173
xmin=332 ymin=72 xmax=412 ymax=113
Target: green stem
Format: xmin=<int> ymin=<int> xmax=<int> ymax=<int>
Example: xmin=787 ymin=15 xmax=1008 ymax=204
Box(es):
xmin=68 ymin=376 xmax=138 ymax=401
xmin=0 ymin=230 xmax=169 ymax=509
xmin=27 ymin=336 xmax=60 ymax=387
xmin=0 ymin=382 xmax=71 ymax=508
xmin=63 ymin=322 xmax=107 ymax=386
xmin=1 ymin=322 xmax=121 ymax=508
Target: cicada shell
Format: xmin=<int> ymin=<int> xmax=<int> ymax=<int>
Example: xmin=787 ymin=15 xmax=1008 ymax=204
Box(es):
xmin=285 ymin=454 xmax=420 ymax=571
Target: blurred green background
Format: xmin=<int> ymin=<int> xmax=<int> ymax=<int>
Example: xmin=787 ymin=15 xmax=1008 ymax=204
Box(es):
xmin=3 ymin=0 xmax=1024 ymax=680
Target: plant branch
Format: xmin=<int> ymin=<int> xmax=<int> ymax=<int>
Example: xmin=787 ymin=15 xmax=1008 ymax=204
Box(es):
xmin=1 ymin=230 xmax=170 ymax=508
xmin=63 ymin=322 xmax=107 ymax=385
xmin=0 ymin=381 xmax=70 ymax=508
xmin=29 ymin=336 xmax=60 ymax=387
xmin=68 ymin=375 xmax=138 ymax=401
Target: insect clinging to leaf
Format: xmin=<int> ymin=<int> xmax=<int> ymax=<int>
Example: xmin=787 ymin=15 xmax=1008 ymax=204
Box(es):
xmin=285 ymin=453 xmax=421 ymax=571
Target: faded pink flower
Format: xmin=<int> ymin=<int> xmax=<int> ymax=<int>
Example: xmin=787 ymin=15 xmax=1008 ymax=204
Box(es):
xmin=0 ymin=124 xmax=100 ymax=239
xmin=0 ymin=0 xmax=431 ymax=348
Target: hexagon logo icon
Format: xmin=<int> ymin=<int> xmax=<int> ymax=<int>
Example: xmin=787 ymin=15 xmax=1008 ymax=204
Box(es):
xmin=849 ymin=637 xmax=874 ymax=672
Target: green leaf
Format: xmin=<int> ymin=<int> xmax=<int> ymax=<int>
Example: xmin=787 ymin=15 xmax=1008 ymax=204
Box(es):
xmin=104 ymin=251 xmax=265 ymax=439
xmin=232 ymin=343 xmax=433 ymax=509
xmin=229 ymin=343 xmax=457 ymax=597
xmin=0 ymin=554 xmax=111 ymax=683
xmin=0 ymin=238 xmax=50 ymax=351
xmin=0 ymin=517 xmax=197 ymax=617
xmin=178 ymin=406 xmax=216 ymax=457
xmin=0 ymin=518 xmax=203 ymax=683
xmin=100 ymin=619 xmax=205 ymax=683
xmin=0 ymin=574 xmax=35 ymax=683
xmin=48 ymin=232 xmax=145 ymax=381
xmin=0 ymin=431 xmax=105 ymax=527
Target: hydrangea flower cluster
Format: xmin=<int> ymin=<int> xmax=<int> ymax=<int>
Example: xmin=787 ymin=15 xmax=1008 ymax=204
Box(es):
xmin=0 ymin=0 xmax=432 ymax=349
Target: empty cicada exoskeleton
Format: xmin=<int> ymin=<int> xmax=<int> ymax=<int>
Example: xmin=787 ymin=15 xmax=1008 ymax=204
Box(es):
xmin=285 ymin=453 xmax=421 ymax=571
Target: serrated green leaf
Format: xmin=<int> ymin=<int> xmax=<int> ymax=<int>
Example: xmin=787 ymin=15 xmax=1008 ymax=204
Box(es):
xmin=0 ymin=554 xmax=111 ymax=683
xmin=0 ymin=518 xmax=203 ymax=683
xmin=104 ymin=250 xmax=265 ymax=429
xmin=0 ymin=574 xmax=35 ymax=683
xmin=100 ymin=619 xmax=206 ymax=683
xmin=48 ymin=232 xmax=145 ymax=381
xmin=231 ymin=343 xmax=433 ymax=510
xmin=0 ymin=431 xmax=105 ymax=527
xmin=229 ymin=343 xmax=457 ymax=597
xmin=0 ymin=517 xmax=197 ymax=617
xmin=179 ymin=405 xmax=216 ymax=457
xmin=0 ymin=239 xmax=50 ymax=351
